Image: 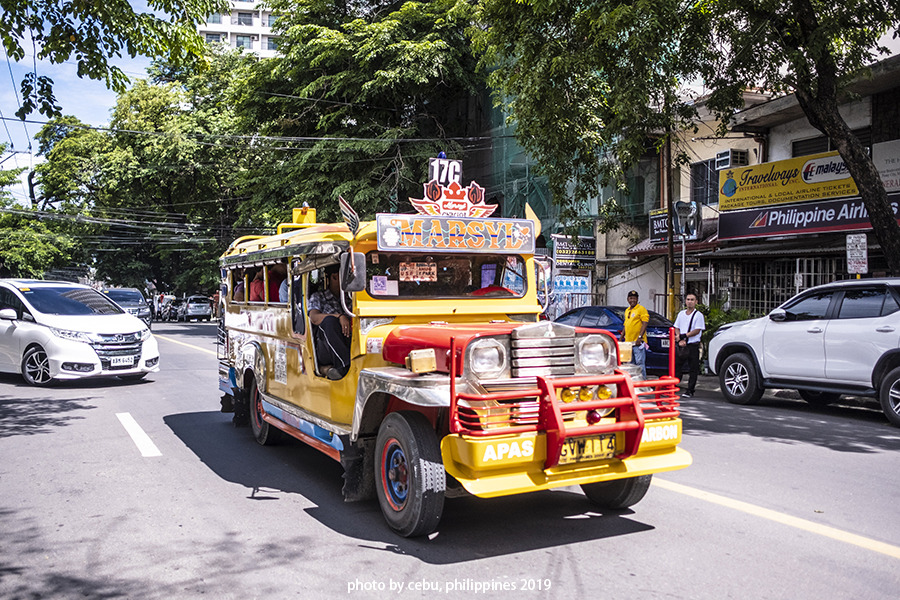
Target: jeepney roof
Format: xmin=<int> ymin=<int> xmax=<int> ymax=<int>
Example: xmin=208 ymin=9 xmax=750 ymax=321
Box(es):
xmin=220 ymin=220 xmax=378 ymax=266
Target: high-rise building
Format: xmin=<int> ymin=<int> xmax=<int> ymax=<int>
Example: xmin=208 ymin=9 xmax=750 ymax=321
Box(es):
xmin=197 ymin=1 xmax=280 ymax=58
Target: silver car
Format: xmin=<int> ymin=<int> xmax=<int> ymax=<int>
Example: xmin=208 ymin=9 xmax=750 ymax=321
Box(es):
xmin=178 ymin=295 xmax=212 ymax=322
xmin=0 ymin=280 xmax=160 ymax=386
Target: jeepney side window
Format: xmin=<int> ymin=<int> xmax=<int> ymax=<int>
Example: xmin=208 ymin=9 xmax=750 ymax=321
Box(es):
xmin=290 ymin=259 xmax=305 ymax=335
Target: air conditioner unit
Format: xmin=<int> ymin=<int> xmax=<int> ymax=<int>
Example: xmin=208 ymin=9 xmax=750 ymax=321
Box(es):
xmin=251 ymin=35 xmax=258 ymax=41
xmin=716 ymin=148 xmax=750 ymax=170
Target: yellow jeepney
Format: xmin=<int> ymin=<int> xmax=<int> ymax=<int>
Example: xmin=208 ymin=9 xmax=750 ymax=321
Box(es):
xmin=218 ymin=158 xmax=691 ymax=537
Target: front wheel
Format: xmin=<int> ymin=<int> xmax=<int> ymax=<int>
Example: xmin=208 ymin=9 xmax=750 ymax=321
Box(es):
xmin=375 ymin=411 xmax=445 ymax=537
xmin=798 ymin=390 xmax=841 ymax=405
xmin=581 ymin=475 xmax=652 ymax=509
xmin=878 ymin=367 xmax=900 ymax=427
xmin=22 ymin=346 xmax=53 ymax=386
xmin=719 ymin=353 xmax=763 ymax=405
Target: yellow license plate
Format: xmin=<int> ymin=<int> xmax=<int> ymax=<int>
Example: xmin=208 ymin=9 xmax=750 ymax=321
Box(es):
xmin=558 ymin=434 xmax=617 ymax=465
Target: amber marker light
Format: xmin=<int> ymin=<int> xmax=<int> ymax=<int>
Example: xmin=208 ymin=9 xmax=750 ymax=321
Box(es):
xmin=560 ymin=388 xmax=577 ymax=403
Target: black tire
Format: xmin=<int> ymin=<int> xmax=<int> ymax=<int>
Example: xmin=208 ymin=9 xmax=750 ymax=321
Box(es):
xmin=798 ymin=390 xmax=841 ymax=405
xmin=878 ymin=366 xmax=900 ymax=427
xmin=21 ymin=346 xmax=54 ymax=386
xmin=581 ymin=475 xmax=652 ymax=509
xmin=720 ymin=353 xmax=763 ymax=405
xmin=375 ymin=411 xmax=445 ymax=537
xmin=249 ymin=378 xmax=282 ymax=445
xmin=118 ymin=373 xmax=147 ymax=381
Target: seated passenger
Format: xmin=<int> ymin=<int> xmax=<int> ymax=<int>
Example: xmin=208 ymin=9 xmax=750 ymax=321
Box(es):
xmin=308 ymin=265 xmax=351 ymax=380
xmin=269 ymin=263 xmax=287 ymax=302
xmin=249 ymin=269 xmax=265 ymax=302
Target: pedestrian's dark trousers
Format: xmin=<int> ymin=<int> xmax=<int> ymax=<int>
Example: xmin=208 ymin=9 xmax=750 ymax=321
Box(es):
xmin=315 ymin=315 xmax=350 ymax=369
xmin=680 ymin=343 xmax=701 ymax=393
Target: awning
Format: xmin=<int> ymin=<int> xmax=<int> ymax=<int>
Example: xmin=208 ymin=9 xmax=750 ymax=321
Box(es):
xmin=696 ymin=234 xmax=879 ymax=259
xmin=627 ymin=228 xmax=718 ymax=257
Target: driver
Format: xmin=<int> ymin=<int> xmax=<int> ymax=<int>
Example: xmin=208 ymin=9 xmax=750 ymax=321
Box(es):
xmin=308 ymin=265 xmax=351 ymax=380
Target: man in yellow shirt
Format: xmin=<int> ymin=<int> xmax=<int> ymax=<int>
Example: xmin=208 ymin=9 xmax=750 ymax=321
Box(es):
xmin=622 ymin=290 xmax=649 ymax=379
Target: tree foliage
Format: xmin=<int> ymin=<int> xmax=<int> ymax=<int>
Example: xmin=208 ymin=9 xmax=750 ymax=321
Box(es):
xmin=238 ymin=0 xmax=487 ymax=222
xmin=34 ymin=47 xmax=259 ymax=292
xmin=475 ymin=0 xmax=706 ymax=229
xmin=0 ymin=0 xmax=227 ymax=117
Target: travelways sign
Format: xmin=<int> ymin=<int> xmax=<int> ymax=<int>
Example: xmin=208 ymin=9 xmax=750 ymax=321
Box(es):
xmin=718 ymin=192 xmax=900 ymax=240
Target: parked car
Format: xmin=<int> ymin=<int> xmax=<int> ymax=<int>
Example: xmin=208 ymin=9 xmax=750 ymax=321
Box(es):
xmin=178 ymin=295 xmax=212 ymax=322
xmin=555 ymin=305 xmax=674 ymax=374
xmin=709 ymin=278 xmax=900 ymax=427
xmin=102 ymin=287 xmax=152 ymax=328
xmin=0 ymin=279 xmax=160 ymax=386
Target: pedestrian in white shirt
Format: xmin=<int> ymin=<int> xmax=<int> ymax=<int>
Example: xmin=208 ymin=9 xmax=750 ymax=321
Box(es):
xmin=674 ymin=292 xmax=705 ymax=398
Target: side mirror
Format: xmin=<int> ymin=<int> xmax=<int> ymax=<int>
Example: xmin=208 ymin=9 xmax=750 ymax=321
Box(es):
xmin=769 ymin=308 xmax=786 ymax=322
xmin=340 ymin=252 xmax=367 ymax=293
xmin=0 ymin=308 xmax=17 ymax=320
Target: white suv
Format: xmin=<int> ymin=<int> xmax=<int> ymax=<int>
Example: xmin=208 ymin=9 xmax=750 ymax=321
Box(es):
xmin=708 ymin=279 xmax=900 ymax=427
xmin=0 ymin=280 xmax=160 ymax=386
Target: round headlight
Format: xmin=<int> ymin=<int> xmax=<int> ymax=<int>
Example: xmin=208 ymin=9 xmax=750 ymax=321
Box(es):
xmin=576 ymin=334 xmax=616 ymax=374
xmin=468 ymin=338 xmax=508 ymax=380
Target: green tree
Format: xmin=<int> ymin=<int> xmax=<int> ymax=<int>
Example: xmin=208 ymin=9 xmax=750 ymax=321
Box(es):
xmin=475 ymin=0 xmax=705 ymax=229
xmin=0 ymin=0 xmax=227 ymax=117
xmin=33 ymin=48 xmax=258 ymax=293
xmin=1 ymin=143 xmax=76 ymax=276
xmin=238 ymin=0 xmax=488 ymax=222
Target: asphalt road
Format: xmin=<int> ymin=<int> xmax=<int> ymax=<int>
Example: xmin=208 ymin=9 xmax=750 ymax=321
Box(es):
xmin=1 ymin=322 xmax=899 ymax=599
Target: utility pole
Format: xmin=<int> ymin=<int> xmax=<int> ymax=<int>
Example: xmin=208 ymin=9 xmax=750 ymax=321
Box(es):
xmin=665 ymin=133 xmax=676 ymax=321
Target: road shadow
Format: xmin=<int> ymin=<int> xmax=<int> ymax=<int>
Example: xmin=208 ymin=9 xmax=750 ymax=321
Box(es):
xmin=681 ymin=388 xmax=900 ymax=454
xmin=152 ymin=321 xmax=218 ymax=339
xmin=165 ymin=411 xmax=655 ymax=564
xmin=0 ymin=506 xmax=313 ymax=599
xmin=0 ymin=374 xmax=112 ymax=438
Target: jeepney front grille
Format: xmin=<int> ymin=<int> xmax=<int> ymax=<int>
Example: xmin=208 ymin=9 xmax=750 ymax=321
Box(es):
xmin=90 ymin=333 xmax=142 ymax=370
xmin=510 ymin=336 xmax=576 ymax=378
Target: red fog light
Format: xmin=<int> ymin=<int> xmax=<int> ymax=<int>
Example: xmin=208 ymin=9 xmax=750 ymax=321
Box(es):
xmin=586 ymin=410 xmax=602 ymax=425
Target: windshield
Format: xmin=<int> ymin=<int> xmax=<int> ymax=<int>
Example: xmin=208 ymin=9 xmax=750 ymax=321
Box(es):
xmin=20 ymin=287 xmax=124 ymax=315
xmin=187 ymin=296 xmax=207 ymax=304
xmin=105 ymin=289 xmax=145 ymax=304
xmin=366 ymin=252 xmax=528 ymax=299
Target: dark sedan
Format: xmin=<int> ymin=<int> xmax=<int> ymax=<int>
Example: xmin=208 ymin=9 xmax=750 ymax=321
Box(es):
xmin=555 ymin=305 xmax=674 ymax=374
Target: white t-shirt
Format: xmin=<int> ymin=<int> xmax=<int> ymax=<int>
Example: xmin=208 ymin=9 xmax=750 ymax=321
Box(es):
xmin=674 ymin=309 xmax=705 ymax=344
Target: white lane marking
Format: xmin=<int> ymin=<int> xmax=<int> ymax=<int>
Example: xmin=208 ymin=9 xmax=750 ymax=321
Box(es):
xmin=116 ymin=413 xmax=162 ymax=457
xmin=654 ymin=478 xmax=900 ymax=560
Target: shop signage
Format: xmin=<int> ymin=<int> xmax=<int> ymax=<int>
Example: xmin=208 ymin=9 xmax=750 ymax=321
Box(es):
xmin=649 ymin=208 xmax=669 ymax=243
xmin=718 ymin=151 xmax=857 ymax=212
xmin=718 ymin=192 xmax=900 ymax=240
xmin=552 ymin=234 xmax=596 ymax=270
xmin=719 ymin=140 xmax=900 ymax=212
xmin=376 ymin=214 xmax=535 ymax=253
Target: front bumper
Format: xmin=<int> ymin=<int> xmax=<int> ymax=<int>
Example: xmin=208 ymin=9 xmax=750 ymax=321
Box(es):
xmin=441 ymin=418 xmax=691 ymax=498
xmin=45 ymin=335 xmax=160 ymax=380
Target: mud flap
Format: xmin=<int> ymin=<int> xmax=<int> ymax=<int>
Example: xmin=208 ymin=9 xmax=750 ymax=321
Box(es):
xmin=341 ymin=436 xmax=376 ymax=502
xmin=231 ymin=386 xmax=250 ymax=428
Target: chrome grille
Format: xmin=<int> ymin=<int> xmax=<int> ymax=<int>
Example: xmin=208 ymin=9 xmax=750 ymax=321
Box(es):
xmin=510 ymin=336 xmax=576 ymax=377
xmin=90 ymin=333 xmax=143 ymax=370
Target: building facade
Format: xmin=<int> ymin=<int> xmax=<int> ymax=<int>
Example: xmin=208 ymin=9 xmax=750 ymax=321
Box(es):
xmin=197 ymin=1 xmax=280 ymax=58
xmin=617 ymin=55 xmax=900 ymax=319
